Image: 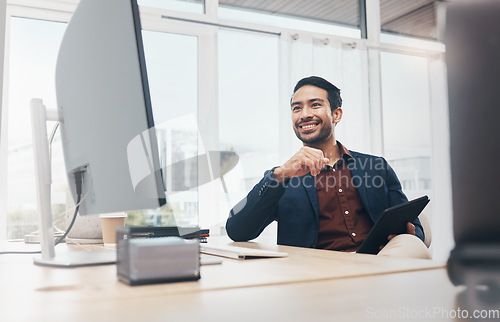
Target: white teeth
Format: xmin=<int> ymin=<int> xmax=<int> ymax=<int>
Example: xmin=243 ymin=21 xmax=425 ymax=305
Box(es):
xmin=302 ymin=124 xmax=317 ymax=129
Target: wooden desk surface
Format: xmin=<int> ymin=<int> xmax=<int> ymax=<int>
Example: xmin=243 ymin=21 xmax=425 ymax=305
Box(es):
xmin=0 ymin=238 xmax=460 ymax=322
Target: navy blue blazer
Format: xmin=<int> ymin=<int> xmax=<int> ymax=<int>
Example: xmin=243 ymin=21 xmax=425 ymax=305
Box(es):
xmin=226 ymin=151 xmax=425 ymax=249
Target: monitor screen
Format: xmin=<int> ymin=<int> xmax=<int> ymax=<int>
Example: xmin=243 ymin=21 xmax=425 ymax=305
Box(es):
xmin=55 ymin=0 xmax=166 ymax=215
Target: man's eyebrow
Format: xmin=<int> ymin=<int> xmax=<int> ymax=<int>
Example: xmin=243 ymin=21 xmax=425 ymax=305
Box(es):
xmin=291 ymin=98 xmax=325 ymax=106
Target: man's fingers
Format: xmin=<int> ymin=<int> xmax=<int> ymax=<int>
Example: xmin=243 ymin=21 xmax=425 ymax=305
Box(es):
xmin=299 ymin=153 xmax=321 ymax=176
xmin=283 ymin=147 xmax=329 ymax=178
xmin=301 ymin=149 xmax=327 ymax=175
xmin=289 ymin=147 xmax=329 ymax=176
xmin=303 ymin=157 xmax=319 ymax=176
xmin=407 ymin=222 xmax=416 ymax=235
xmin=387 ymin=223 xmax=416 ymax=242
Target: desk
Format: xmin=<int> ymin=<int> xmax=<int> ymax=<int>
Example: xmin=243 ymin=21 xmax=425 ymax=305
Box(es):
xmin=0 ymin=238 xmax=465 ymax=322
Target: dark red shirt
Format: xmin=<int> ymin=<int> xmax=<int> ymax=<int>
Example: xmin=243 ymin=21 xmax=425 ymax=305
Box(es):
xmin=315 ymin=142 xmax=373 ymax=251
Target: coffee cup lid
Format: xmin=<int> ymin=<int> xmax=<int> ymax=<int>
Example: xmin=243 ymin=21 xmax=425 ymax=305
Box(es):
xmin=99 ymin=212 xmax=127 ymax=218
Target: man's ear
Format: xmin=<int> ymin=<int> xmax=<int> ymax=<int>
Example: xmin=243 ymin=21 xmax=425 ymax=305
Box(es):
xmin=332 ymin=107 xmax=343 ymax=125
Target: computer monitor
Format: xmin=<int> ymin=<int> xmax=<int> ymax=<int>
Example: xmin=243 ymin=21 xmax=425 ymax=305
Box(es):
xmin=56 ymin=0 xmax=166 ymax=215
xmin=32 ymin=0 xmax=167 ymax=267
xmin=446 ymin=0 xmax=500 ymax=297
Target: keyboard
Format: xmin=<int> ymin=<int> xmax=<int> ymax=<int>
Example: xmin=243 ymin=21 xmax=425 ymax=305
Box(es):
xmin=200 ymin=244 xmax=288 ymax=259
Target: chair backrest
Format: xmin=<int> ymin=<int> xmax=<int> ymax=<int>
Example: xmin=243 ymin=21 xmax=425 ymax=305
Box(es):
xmin=418 ymin=212 xmax=432 ymax=248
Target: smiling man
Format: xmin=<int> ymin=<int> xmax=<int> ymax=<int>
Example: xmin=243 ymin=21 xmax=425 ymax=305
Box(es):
xmin=226 ymin=76 xmax=430 ymax=259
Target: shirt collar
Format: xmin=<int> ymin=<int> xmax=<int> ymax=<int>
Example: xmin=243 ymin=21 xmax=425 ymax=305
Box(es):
xmin=336 ymin=141 xmax=353 ymax=160
xmin=321 ymin=141 xmax=352 ymax=171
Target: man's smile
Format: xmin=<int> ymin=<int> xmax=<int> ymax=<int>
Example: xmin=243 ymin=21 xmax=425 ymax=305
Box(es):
xmin=298 ymin=121 xmax=320 ymax=132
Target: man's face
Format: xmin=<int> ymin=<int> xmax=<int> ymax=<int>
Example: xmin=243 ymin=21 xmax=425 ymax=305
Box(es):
xmin=291 ymin=85 xmax=337 ymax=145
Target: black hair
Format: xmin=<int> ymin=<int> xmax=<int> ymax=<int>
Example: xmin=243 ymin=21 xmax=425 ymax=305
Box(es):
xmin=293 ymin=76 xmax=342 ymax=112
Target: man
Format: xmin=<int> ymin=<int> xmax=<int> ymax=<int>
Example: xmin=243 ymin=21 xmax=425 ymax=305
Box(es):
xmin=226 ymin=76 xmax=430 ymax=259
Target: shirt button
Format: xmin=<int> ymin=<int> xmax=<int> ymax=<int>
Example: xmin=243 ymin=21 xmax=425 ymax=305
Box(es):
xmin=332 ymin=168 xmax=336 ymax=172
xmin=352 ymin=232 xmax=356 ymax=237
xmin=338 ymin=188 xmax=343 ymax=193
xmin=345 ymin=210 xmax=349 ymax=215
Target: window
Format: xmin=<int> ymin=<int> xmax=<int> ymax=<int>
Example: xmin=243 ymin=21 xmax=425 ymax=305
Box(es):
xmin=218 ymin=0 xmax=361 ymax=38
xmin=218 ymin=29 xmax=280 ymax=239
xmin=140 ymin=30 xmax=199 ymax=227
xmin=138 ymin=0 xmax=205 ymax=14
xmin=380 ymin=52 xmax=433 ymax=205
xmin=380 ymin=0 xmax=438 ymax=40
xmin=219 ymin=0 xmax=361 ymax=28
xmin=2 ymin=18 xmax=203 ymax=237
xmin=4 ymin=17 xmax=67 ymax=239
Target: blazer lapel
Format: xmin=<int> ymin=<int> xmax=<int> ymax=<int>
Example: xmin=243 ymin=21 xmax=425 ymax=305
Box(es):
xmin=301 ymin=173 xmax=320 ymax=221
xmin=349 ymin=155 xmax=371 ymax=218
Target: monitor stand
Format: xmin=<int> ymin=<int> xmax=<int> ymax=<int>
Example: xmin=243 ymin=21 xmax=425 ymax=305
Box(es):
xmin=448 ymin=243 xmax=500 ymax=311
xmin=447 ymin=244 xmax=500 ymax=286
xmin=31 ymin=98 xmax=116 ymax=268
xmin=33 ymin=249 xmax=116 ymax=268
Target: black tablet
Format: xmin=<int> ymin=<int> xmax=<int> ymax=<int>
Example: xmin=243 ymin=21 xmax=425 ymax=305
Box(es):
xmin=356 ymin=195 xmax=430 ymax=255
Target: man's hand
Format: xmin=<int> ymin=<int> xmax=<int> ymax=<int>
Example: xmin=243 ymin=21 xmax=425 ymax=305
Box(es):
xmin=272 ymin=147 xmax=329 ymax=182
xmin=387 ymin=222 xmax=415 ymax=241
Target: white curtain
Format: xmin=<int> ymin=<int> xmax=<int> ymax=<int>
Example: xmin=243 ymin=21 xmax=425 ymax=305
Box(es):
xmin=279 ymin=32 xmax=371 ymax=156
